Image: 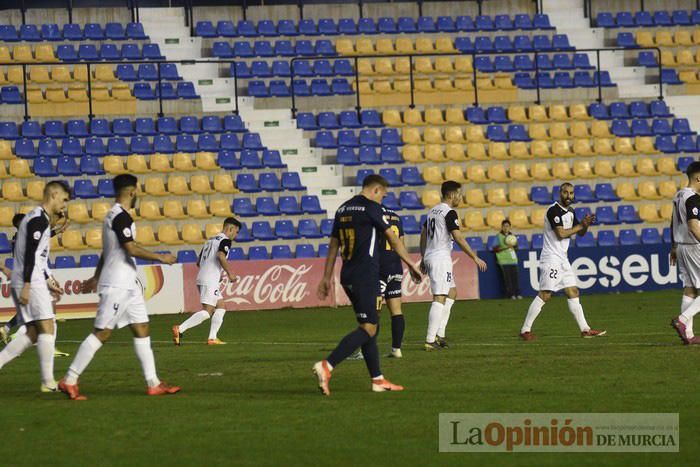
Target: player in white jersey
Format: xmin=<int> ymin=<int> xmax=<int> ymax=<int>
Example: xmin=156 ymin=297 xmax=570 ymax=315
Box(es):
xmin=670 ymin=161 xmax=700 ymax=345
xmin=172 ymin=218 xmax=241 ymax=346
xmin=520 ymin=183 xmax=606 ymax=340
xmin=0 ymin=181 xmax=69 ymax=392
xmin=420 ymin=181 xmax=487 ymax=351
xmin=58 ymin=175 xmax=180 ymax=400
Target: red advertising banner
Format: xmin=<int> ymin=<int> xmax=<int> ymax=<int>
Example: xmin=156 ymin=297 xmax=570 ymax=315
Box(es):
xmin=183 ymin=253 xmax=478 ymax=312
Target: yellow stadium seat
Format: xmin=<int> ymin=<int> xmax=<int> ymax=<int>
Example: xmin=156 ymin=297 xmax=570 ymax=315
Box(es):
xmin=676 ymin=30 xmax=694 ymax=44
xmin=494 ymin=76 xmax=514 ymax=89
xmin=144 ymin=177 xmax=168 ymax=196
xmin=26 ymin=86 xmax=44 ymax=103
xmin=509 ymin=141 xmax=531 ymax=159
xmin=149 ymin=153 xmax=174 ymax=173
xmin=572 ymin=160 xmax=594 ymax=178
xmin=26 ymin=180 xmax=44 ymax=201
xmin=67 ymin=85 xmax=89 ymax=102
xmin=510 ymin=209 xmax=534 ymax=229
xmin=13 ymin=45 xmax=34 ymax=62
xmin=466 ymin=188 xmax=489 ymax=207
xmin=172 ymin=153 xmax=195 ymax=172
xmin=187 ymin=199 xmax=212 ymax=219
xmin=136 ymin=226 xmax=160 ymax=246
xmin=531 ymin=208 xmax=547 ymax=228
xmin=0 ymin=140 xmax=13 ymax=160
xmin=140 ymin=200 xmax=165 ymax=220
xmin=444 ymin=165 xmax=468 ymax=183
xmin=414 ymin=77 xmax=433 ymax=93
xmin=423 ymin=127 xmax=444 ymax=144
xmin=660 ymin=51 xmax=676 ymax=67
xmin=552 ymin=161 xmax=574 ymax=180
xmin=487 ymin=188 xmax=508 ymax=206
xmin=182 ymin=224 xmax=206 ymax=244
xmin=336 ymin=39 xmax=355 ymax=55
xmin=531 ymin=163 xmax=553 ymax=181
xmin=0 ymin=46 xmax=10 ymax=63
xmin=358 ymin=59 xmax=375 ymax=75
xmin=454 ymin=56 xmax=473 ymax=73
xmin=445 ymin=107 xmax=466 ymax=125
xmin=591 ymin=120 xmax=612 ymax=138
xmin=414 ymin=57 xmax=434 ymax=74
xmin=213 ymin=174 xmax=237 ymax=194
xmin=403 ymin=108 xmax=425 ymax=126
xmin=454 ymin=77 xmax=474 ymax=90
xmin=205 ymin=224 xmax=222 ymax=239
xmin=71 ymin=63 xmax=89 ymax=82
xmin=0 ymin=206 xmax=15 ymax=226
xmin=569 ymin=104 xmax=591 ymax=120
xmin=94 ymin=64 xmax=117 ymax=82
xmin=549 ymin=122 xmax=569 ymax=140
xmin=416 ymin=37 xmax=435 ymax=54
xmin=694 ymin=29 xmax=700 ymax=44
xmin=402 ymin=145 xmax=424 ymax=163
xmin=639 ymin=181 xmax=662 ymax=200
xmin=18 ymin=205 xmax=34 ymax=215
xmin=435 ymin=37 xmax=456 ymax=53
xmin=191 ymin=175 xmax=215 ymax=195
xmin=528 ymin=105 xmax=549 ymax=122
xmin=0 ymin=162 xmax=8 ymax=178
xmin=635 ymin=136 xmax=659 ymax=154
xmin=424 ymin=108 xmax=445 ymax=125
xmin=9 ymin=159 xmax=31 ymax=178
xmin=402 ymin=127 xmax=422 ymax=145
xmin=434 ymin=79 xmax=455 ymax=94
xmin=8 ymin=66 xmax=26 ymax=84
xmin=636 ymin=31 xmax=654 ymax=47
xmin=158 ymin=225 xmax=184 ymax=246
xmin=49 ymin=235 xmax=63 ymax=252
xmin=375 ymin=38 xmax=394 ymax=55
xmin=91 ymin=202 xmax=111 ymax=221
xmin=638 ymin=204 xmax=662 ymax=223
xmin=382 ymin=109 xmax=403 ymax=126
xmin=507 ymin=105 xmax=528 ymax=122
xmin=475 ymin=77 xmax=493 ymax=89
xmin=425 ymin=144 xmax=446 ymax=162
xmin=487 ymin=210 xmax=506 ymax=230
xmin=195 ymin=152 xmax=218 ymax=171
xmin=435 ymin=57 xmax=455 ymax=74
xmin=594 ymin=160 xmax=616 ymax=178
xmin=126 ymin=155 xmax=149 ymax=174
xmin=112 ymin=83 xmax=134 ymax=101
xmin=51 ymin=65 xmax=72 ymax=83
xmin=467 ymin=164 xmax=488 ymax=183
xmin=549 ymin=105 xmax=569 ymax=121
xmin=442 ymin=145 xmax=464 ymax=163
xmin=445 ymin=126 xmax=466 ymax=143
xmin=46 ymin=86 xmax=68 ymax=103
xmin=103 ymin=155 xmax=126 ymax=174
xmin=655 ymin=30 xmax=674 ymax=47
xmin=569 ymin=122 xmax=590 ymax=139
xmin=210 ymin=198 xmax=233 ymax=217
xmin=422 ymin=166 xmax=444 ymax=185
xmin=67 ymin=202 xmax=90 ymax=223
xmin=421 ymin=189 xmax=441 ymax=207
xmin=61 ymin=230 xmax=87 ymax=250
xmin=167 ymin=175 xmax=191 ymax=195
xmin=678 ymin=70 xmax=697 ymax=83
xmin=658 ymin=157 xmax=680 ymax=175
xmin=531 ymin=140 xmax=552 ymax=158
xmin=615 ymin=159 xmax=637 ymax=177
xmin=510 ymin=163 xmax=532 ymax=181
xmin=30 ymin=66 xmax=51 ymax=84
xmin=466 ymin=142 xmax=488 ymax=160
xmin=552 ymin=139 xmax=573 ymax=157
xmin=573 ymin=139 xmax=595 ymax=156
xmin=636 ymin=158 xmax=658 ymax=176
xmin=528 ymin=123 xmax=549 ymax=140
xmin=90 ymin=84 xmax=111 ymax=101
xmin=487 ymin=164 xmax=510 ymax=182
xmin=593 ymin=138 xmax=616 ymax=155
xmin=659 ymin=180 xmax=677 ymax=199
xmin=660 ymin=204 xmax=673 ymax=221
xmin=616 ymin=182 xmax=640 ymax=200
xmin=488 ymin=142 xmax=509 ymax=160
xmin=163 ymin=199 xmax=188 ymax=219
xmin=614 ymin=137 xmax=636 ymax=155
xmin=463 ymin=211 xmax=489 ymax=231
xmin=35 ymin=44 xmax=58 ymax=62
xmin=677 ymin=49 xmax=695 ymax=67
xmin=465 ymin=125 xmax=485 ymax=142
xmin=395 ymin=57 xmax=411 ymax=74
xmin=510 ymin=187 xmax=534 ymax=206
xmin=85 ymin=228 xmax=102 ymax=249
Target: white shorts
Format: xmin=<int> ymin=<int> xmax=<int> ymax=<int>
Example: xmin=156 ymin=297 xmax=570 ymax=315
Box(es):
xmin=677 ymin=244 xmax=700 ymax=288
xmin=94 ymin=286 xmax=149 ymax=330
xmin=538 ymin=260 xmax=577 ymax=292
xmin=198 ymin=283 xmax=222 ymax=307
xmin=11 ymin=284 xmax=54 ymax=325
xmin=425 ymin=256 xmax=455 ymax=296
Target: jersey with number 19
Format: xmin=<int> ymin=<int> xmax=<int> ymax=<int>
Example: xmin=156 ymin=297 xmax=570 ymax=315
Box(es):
xmin=672 ymin=187 xmax=700 ymax=287
xmin=196 ymin=233 xmax=232 ymax=306
xmin=423 ymin=202 xmax=460 ymax=295
xmin=537 ymin=202 xmax=579 ymax=292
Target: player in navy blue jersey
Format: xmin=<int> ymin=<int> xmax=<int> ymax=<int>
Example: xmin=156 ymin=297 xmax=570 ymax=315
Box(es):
xmin=379 ymin=206 xmax=406 ymax=358
xmin=314 ymin=175 xmax=422 ymax=395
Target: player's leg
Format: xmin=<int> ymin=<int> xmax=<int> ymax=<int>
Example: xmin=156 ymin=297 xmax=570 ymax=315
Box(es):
xmin=436 ymin=287 xmax=457 ymax=348
xmin=387 ymin=297 xmax=404 ymax=357
xmin=0 ymin=313 xmax=18 ymax=344
xmin=426 ymin=294 xmax=445 ymax=350
xmin=425 ymin=259 xmax=453 ymax=350
xmin=207 ymin=298 xmax=227 ymax=345
xmin=680 ymin=288 xmax=697 ymax=339
xmin=563 ymin=287 xmax=606 ymax=337
xmin=521 ymin=290 xmax=551 ymax=339
xmin=33 ymin=317 xmax=58 ymax=391
xmin=0 ymin=289 xmax=35 ymax=369
xmin=172 ymin=286 xmax=216 ymax=345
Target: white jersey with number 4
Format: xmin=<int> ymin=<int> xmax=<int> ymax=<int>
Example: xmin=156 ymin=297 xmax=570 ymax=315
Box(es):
xmin=423 ymin=202 xmax=460 ymax=261
xmin=197 ymin=233 xmax=232 ymax=286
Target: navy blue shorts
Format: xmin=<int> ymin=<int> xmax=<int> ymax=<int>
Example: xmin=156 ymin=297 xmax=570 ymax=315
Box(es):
xmin=342 ymin=282 xmax=381 ymax=325
xmin=379 ymin=262 xmax=403 ymax=300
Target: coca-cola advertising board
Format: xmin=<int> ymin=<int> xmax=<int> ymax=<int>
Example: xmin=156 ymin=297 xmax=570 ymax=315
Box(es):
xmin=183 ymin=254 xmax=478 ymax=312
xmin=0 ymin=264 xmax=185 ymax=320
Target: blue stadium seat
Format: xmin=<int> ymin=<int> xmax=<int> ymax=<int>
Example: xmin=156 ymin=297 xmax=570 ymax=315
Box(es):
xmin=673 ymin=119 xmax=694 ymax=135
xmin=594 ymin=183 xmax=620 ymax=202
xmin=275 ymin=220 xmax=298 ymax=239
xmin=631 ymin=119 xmax=653 ymax=136
xmin=494 ymin=35 xmax=514 ymax=52
xmin=401 ymin=167 xmax=425 ymax=186
xmin=331 ymin=78 xmax=353 ymax=95
xmin=237 ymin=20 xmax=257 ymax=37
xmin=383 ymin=192 xmax=400 ymax=211
xmin=487 ymin=106 xmax=510 ymax=123
xmin=80 ymin=155 xmax=103 ymax=175
xmin=295 ymin=244 xmax=316 ymax=258
xmin=319 ymin=219 xmax=334 ymax=237
xmin=236 ymin=174 xmax=260 ymax=193
xmin=661 ymin=69 xmax=683 ymax=85
xmin=619 ymin=229 xmax=640 ymax=245
xmin=399 ymin=191 xmax=422 ymax=209
xmin=454 ymin=37 xmax=474 ymax=53
xmin=174 ymin=250 xmax=197 ymax=264
xmin=67 ymin=120 xmax=88 ymax=138
xmin=533 ymin=34 xmax=553 ymax=51
xmin=262 ymin=150 xmax=285 ymax=169
xmin=97 ymin=179 xmax=115 ymax=197
xmin=233 ymin=198 xmax=256 ymax=217
xmin=79 ymin=254 xmax=100 ymax=267
xmin=595 ymin=206 xmax=619 ymax=224
xmin=318 ymin=18 xmax=338 ymax=35
xmin=651 ymin=119 xmax=672 ymax=135
xmin=575 ymin=232 xmax=597 ymax=247
xmin=359 ymin=146 xmax=380 ymax=164
xmin=296 ymin=40 xmax=315 ymax=56
xmin=135 ymin=117 xmax=156 ymax=136
xmin=495 ymin=14 xmax=515 ymax=30
xmin=227 ymin=247 xmax=245 ymax=261
xmin=41 ymin=24 xmax=61 ymax=41
xmin=256 ymin=197 xmax=280 ymax=215
xmin=514 ymin=14 xmax=534 ymax=30
xmin=73 ymin=179 xmax=98 ymax=199
xmin=337 ymin=147 xmax=358 ymax=165
xmin=356 ymin=169 xmax=374 ymax=186
xmin=217 ymin=150 xmax=240 ymax=169
xmin=45 ymin=120 xmax=65 ymax=138
xmin=240 ymin=150 xmax=263 ymax=169
xmin=398 ymin=17 xmax=417 ymax=33
xmin=178 ymin=116 xmax=199 ymax=134
xmin=271 ymin=245 xmax=293 ymax=259
xmin=338 ymin=18 xmax=358 ymax=35
xmin=38 ymin=139 xmax=60 ymax=158
xmin=220 ymin=134 xmax=241 ymax=150
xmin=56 ymin=44 xmax=78 ymax=61
xmin=677 ymin=135 xmax=696 ymax=152
xmin=655 ymin=136 xmax=676 ymax=153
xmin=466 ymin=237 xmax=485 ymax=252
xmin=476 ymin=15 xmax=495 ymax=31
xmin=486 ymin=125 xmax=508 ymax=141
xmin=20 ymin=121 xmax=42 ymax=139
xmin=418 ymin=16 xmax=436 ymax=33
xmin=236 ymin=224 xmax=253 ymax=242
xmin=242 ymin=132 xmax=263 ymax=150
xmin=248 ymin=246 xmax=269 ymax=260
xmin=201 ymin=116 xmax=223 ymax=133
xmin=318 ymin=244 xmax=330 ymax=257
xmin=254 ymin=40 xmax=274 ymax=57
xmin=379 ymin=168 xmax=402 ymax=187
xmin=105 ymin=22 xmax=126 ymax=40
xmin=596 ymin=230 xmax=617 ymax=247
xmin=534 ymin=13 xmax=553 ymax=29
xmin=252 ymin=221 xmax=276 ymax=241
xmin=196 ymin=21 xmax=216 ymax=37
xmin=298 ymin=219 xmax=322 ymax=238
xmin=106 ymin=137 xmax=128 ymax=156
xmin=588 ymin=103 xmax=610 ymax=120
xmin=282 ymin=172 xmax=305 ymax=191
xmin=531 ymin=234 xmax=544 ymax=249
xmin=467 ymin=107 xmax=488 ymax=124
xmin=475 ymin=37 xmax=494 ymax=53
xmin=611 ymin=120 xmax=632 ymax=137
xmin=617 ymin=32 xmax=636 ymax=48
xmin=259 ymin=172 xmax=282 ymax=192
xmin=574 ymin=185 xmax=596 ymax=203
xmin=55 ymin=255 xmax=77 ymax=269
xmin=641 ymin=228 xmax=662 ymax=245
xmin=278 ymin=196 xmax=302 ymax=215
xmin=84 ymin=23 xmax=105 ymax=40
xmin=212 ymin=42 xmax=233 ymax=58
xmin=616 ymin=12 xmax=634 ymax=27
xmin=19 ymin=24 xmax=41 ymax=41
xmin=57 ymin=156 xmax=80 ymax=176
xmin=301 ymin=195 xmax=325 ymax=214
xmin=437 ymin=16 xmax=456 ymax=32
xmin=233 ymin=41 xmax=254 ymax=58
xmin=508 ymin=124 xmax=529 ymax=141
xmin=513 ymin=35 xmax=533 ymax=52
xmin=618 ymin=205 xmax=642 ymax=224
xmin=654 ymin=11 xmax=672 ymax=26
xmin=33 ymin=157 xmax=57 ymax=177
xmin=530 ymin=186 xmax=551 ymax=205
xmin=401 ymin=215 xmax=421 ymax=234
xmin=176 ymin=82 xmax=198 ymax=99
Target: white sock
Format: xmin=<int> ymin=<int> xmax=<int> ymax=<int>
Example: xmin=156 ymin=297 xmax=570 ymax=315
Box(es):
xmin=133 ymin=336 xmax=160 ymax=388
xmin=0 ymin=333 xmax=33 ymax=369
xmin=65 ymin=334 xmax=103 ymax=385
xmin=567 ymin=297 xmax=590 ymax=332
xmin=53 ymin=319 xmax=58 ymax=340
xmin=179 ymin=310 xmax=210 ymax=334
xmin=521 ymin=296 xmax=546 ymax=333
xmin=208 ymin=309 xmax=226 ymax=340
xmin=682 ymin=295 xmax=695 ymax=338
xmin=36 ymin=333 xmax=56 ymax=386
xmin=2 ymin=324 xmax=9 ymax=333
xmin=680 ymin=296 xmax=700 ymax=325
xmin=426 ymin=301 xmax=444 ymax=343
xmin=438 ymin=298 xmax=455 ymax=337
xmin=15 ymin=325 xmax=27 ymax=337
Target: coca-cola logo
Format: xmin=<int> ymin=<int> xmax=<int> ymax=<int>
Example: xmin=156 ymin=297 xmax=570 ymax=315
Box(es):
xmin=220 ymin=264 xmax=312 ymax=305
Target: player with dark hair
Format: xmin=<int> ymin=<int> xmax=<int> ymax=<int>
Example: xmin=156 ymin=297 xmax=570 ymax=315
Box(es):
xmin=420 ymin=180 xmax=487 ymax=351
xmin=172 ymin=217 xmax=241 ymax=345
xmin=314 ymin=174 xmax=422 ymax=395
xmin=59 ymin=174 xmax=180 ymax=400
xmin=0 ymin=181 xmax=70 ymax=392
xmin=671 ymin=161 xmax=700 ymax=344
xmin=520 ymin=182 xmax=605 ymax=340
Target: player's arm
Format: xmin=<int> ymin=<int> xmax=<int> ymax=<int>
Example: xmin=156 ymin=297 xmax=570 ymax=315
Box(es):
xmin=81 ymin=254 xmax=105 ymax=293
xmin=113 ymin=212 xmax=176 ymax=264
xmin=551 ymin=210 xmax=593 ymax=239
xmin=124 ymin=242 xmax=175 ymax=264
xmin=317 ymin=236 xmax=340 ymax=299
xmin=216 ymin=239 xmax=238 ymax=282
xmin=670 ymin=210 xmax=677 ymax=265
xmin=20 ymin=216 xmax=49 ymax=304
xmin=383 ymin=228 xmax=421 ymax=281
xmin=447 ymin=211 xmax=487 ymax=272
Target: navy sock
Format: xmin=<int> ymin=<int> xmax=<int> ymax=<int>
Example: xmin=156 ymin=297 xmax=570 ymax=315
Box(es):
xmin=361 ymin=335 xmax=382 ymax=379
xmin=7 ymin=314 xmax=18 ymax=329
xmin=327 ymin=328 xmax=371 ymax=368
xmin=391 ymin=314 xmax=405 ymax=349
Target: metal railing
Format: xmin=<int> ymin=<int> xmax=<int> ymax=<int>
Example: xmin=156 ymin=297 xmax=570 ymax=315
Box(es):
xmin=288 ymin=46 xmax=664 ymax=118
xmin=9 ymin=58 xmax=241 ymax=121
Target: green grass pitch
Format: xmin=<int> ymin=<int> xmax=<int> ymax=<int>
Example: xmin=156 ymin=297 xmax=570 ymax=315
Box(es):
xmin=0 ymin=289 xmax=697 ymax=466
